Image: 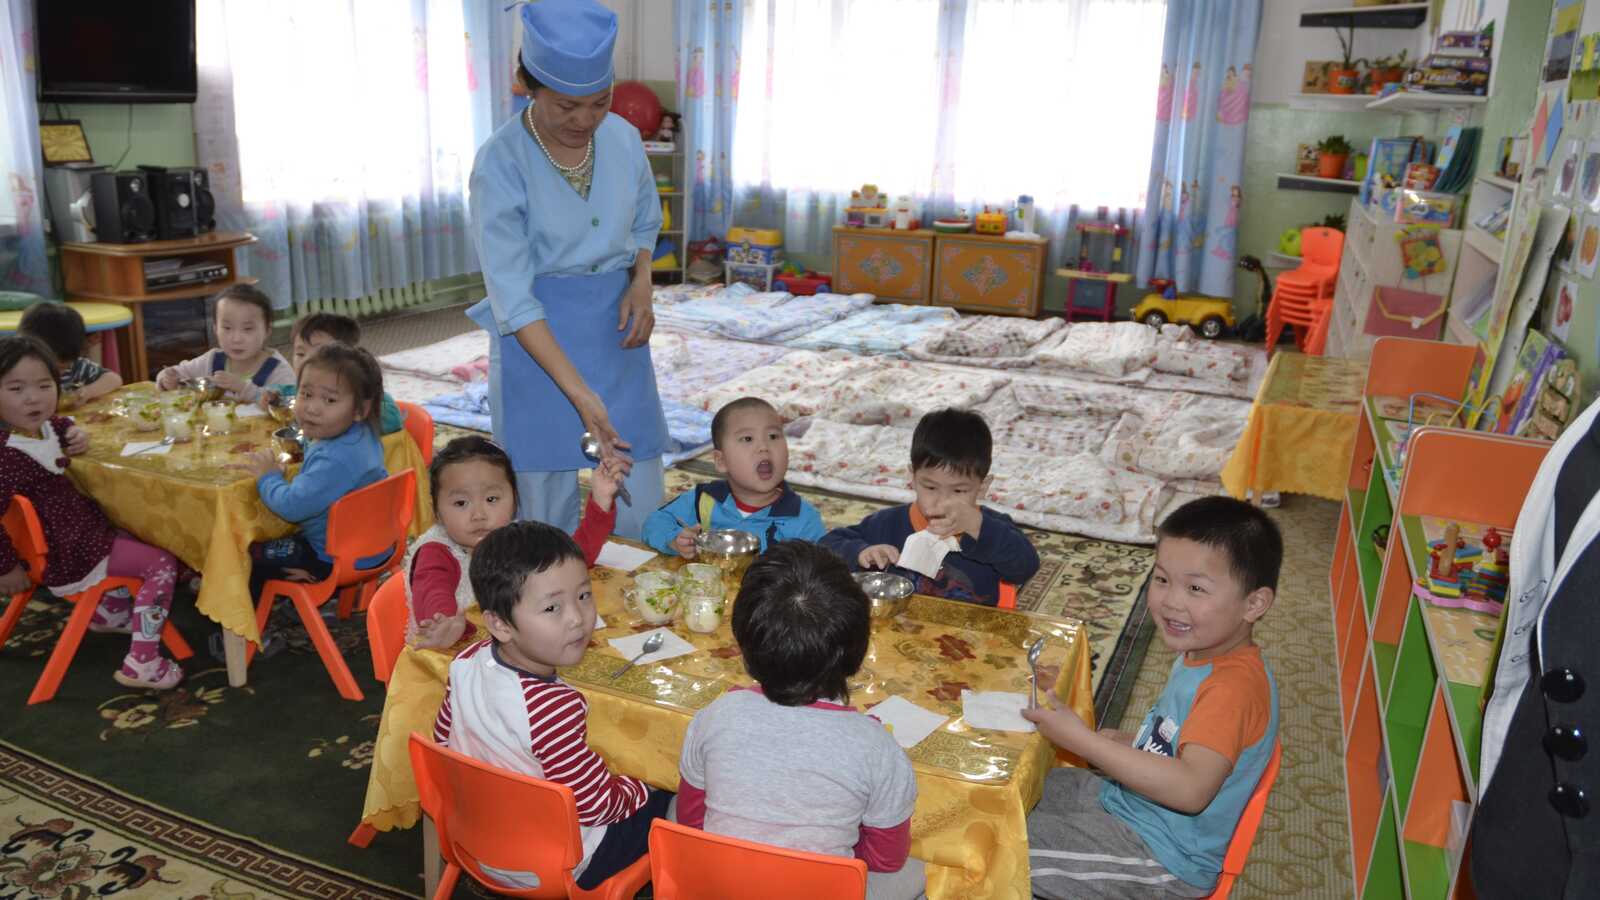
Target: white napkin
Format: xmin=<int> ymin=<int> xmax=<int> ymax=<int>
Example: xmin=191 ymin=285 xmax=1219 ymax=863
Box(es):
xmin=607 ymin=627 xmax=697 ymax=666
xmin=961 ymin=690 xmax=1036 ymax=733
xmin=594 ymin=613 xmax=606 ymax=629
xmin=234 ymin=404 xmax=267 ymax=418
xmin=867 ymin=696 xmax=949 ymax=749
xmin=897 ymin=530 xmax=959 ymax=579
xmin=121 ymin=440 xmax=172 ymax=457
xmin=596 ymin=541 xmax=657 ymax=572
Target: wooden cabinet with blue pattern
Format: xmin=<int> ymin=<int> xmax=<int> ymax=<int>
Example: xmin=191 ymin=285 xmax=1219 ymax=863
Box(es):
xmin=831 ymin=227 xmax=935 ymax=304
xmin=932 ymin=232 xmax=1047 ymax=317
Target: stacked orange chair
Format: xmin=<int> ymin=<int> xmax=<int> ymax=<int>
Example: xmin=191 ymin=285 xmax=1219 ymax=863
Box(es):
xmin=0 ymin=496 xmax=193 ymax=705
xmin=409 ymin=734 xmax=652 ymax=900
xmin=648 ymin=819 xmax=868 ymax=900
xmin=246 ymin=470 xmax=416 ymax=701
xmin=1265 ymin=227 xmax=1344 ymax=355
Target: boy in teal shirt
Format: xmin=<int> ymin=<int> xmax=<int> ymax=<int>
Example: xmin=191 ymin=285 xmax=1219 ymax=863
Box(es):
xmin=262 ymin=313 xmax=404 ymax=434
xmin=1022 ymin=496 xmax=1281 ymax=897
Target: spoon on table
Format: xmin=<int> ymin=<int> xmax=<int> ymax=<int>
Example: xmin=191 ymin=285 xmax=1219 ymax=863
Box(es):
xmin=1027 ymin=637 xmax=1045 ymax=708
xmin=129 ymin=436 xmax=177 ymax=457
xmin=580 ymin=431 xmax=632 ymax=506
xmin=611 ymin=632 xmax=664 ymax=680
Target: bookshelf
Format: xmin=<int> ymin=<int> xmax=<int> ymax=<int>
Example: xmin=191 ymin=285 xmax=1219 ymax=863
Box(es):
xmin=647 ymin=130 xmax=689 ymax=285
xmin=1331 ymin=337 xmax=1549 ymax=898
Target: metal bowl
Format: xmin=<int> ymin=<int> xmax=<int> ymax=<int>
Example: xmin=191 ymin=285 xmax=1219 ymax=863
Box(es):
xmin=854 ymin=571 xmax=914 ymax=618
xmin=186 ymin=377 xmax=226 ymax=404
xmin=272 ymin=426 xmax=306 ymax=463
xmin=694 ymin=529 xmax=760 ymax=583
xmin=266 ymin=393 xmax=297 ymax=426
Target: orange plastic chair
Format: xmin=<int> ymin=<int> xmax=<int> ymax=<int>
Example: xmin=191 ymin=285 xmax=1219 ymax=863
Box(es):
xmin=245 ymin=470 xmax=416 ymax=701
xmin=1203 ymin=739 xmax=1283 ymax=900
xmin=1266 ymin=227 xmax=1344 ymax=355
xmin=648 ymin=819 xmax=868 ymax=900
xmin=366 ymin=574 xmax=408 ymax=684
xmin=997 ymin=582 xmax=1018 ymax=609
xmin=0 ymin=496 xmax=193 ymax=705
xmin=395 ymin=400 xmax=435 ymax=466
xmin=409 ymin=733 xmax=652 ymax=900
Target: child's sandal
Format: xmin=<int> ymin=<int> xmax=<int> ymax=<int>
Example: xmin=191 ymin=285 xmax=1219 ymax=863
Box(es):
xmin=113 ymin=655 xmax=183 ymax=691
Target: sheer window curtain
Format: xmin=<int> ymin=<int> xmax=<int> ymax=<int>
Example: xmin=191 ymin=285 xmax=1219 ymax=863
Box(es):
xmin=195 ymin=0 xmax=489 ymax=312
xmin=726 ymin=0 xmax=1166 ymax=270
xmin=1 ymin=0 xmax=49 ymax=297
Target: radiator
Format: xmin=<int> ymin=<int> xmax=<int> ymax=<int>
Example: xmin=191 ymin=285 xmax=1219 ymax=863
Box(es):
xmin=291 ymin=274 xmax=485 ymax=320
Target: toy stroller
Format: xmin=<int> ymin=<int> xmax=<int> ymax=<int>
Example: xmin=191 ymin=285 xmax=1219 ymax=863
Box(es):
xmin=1234 ymin=255 xmax=1272 ymax=343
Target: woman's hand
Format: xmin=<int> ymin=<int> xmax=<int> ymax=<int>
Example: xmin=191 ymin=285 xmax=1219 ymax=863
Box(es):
xmin=618 ymin=275 xmax=655 ymax=348
xmin=573 ymin=388 xmax=633 ymax=463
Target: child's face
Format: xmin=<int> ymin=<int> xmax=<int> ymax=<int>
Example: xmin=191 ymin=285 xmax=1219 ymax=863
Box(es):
xmin=0 ymin=356 xmax=58 ymax=434
xmin=437 ymin=459 xmax=516 ymax=552
xmin=293 ymin=329 xmax=338 ymax=370
xmin=713 ymin=406 xmax=788 ymax=497
xmin=910 ymin=464 xmax=986 ymax=522
xmin=216 ymin=299 xmax=268 ymax=361
xmin=295 ymin=364 xmax=368 ymax=440
xmin=484 ymin=557 xmax=595 ymax=677
xmin=1148 ymin=537 xmax=1272 ymax=662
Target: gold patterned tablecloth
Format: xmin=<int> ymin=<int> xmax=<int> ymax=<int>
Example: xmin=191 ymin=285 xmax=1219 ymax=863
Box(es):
xmin=1221 ymin=353 xmax=1369 ymax=501
xmin=569 ymin=562 xmax=1095 ymax=900
xmin=63 ymin=385 xmax=434 ymax=643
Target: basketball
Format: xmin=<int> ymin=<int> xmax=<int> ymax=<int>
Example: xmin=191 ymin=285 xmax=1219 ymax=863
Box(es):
xmin=610 ymin=81 xmax=663 ymax=137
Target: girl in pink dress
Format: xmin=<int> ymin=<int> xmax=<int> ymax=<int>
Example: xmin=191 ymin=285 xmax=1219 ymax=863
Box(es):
xmin=1182 ymin=63 xmax=1202 ymax=121
xmin=1156 ymin=63 xmax=1174 ymax=122
xmin=1211 ymin=185 xmax=1242 ymax=261
xmin=686 ymin=47 xmax=706 ymax=98
xmin=1217 ymin=65 xmax=1249 ymax=125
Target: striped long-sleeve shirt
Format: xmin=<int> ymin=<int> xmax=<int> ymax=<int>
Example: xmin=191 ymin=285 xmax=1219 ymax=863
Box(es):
xmin=434 ymin=640 xmax=649 ymax=873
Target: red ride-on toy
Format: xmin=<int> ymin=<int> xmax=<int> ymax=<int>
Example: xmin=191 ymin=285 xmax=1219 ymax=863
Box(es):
xmin=773 ymin=270 xmax=833 ymax=295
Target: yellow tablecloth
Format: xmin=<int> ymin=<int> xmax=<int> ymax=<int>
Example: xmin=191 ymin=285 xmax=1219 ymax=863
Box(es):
xmin=1220 ymin=352 xmax=1368 ymax=501
xmin=362 ymin=557 xmax=1092 ymax=900
xmin=63 ymin=384 xmax=433 ymax=643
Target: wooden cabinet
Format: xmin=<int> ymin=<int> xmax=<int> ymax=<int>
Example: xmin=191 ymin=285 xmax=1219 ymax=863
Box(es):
xmin=60 ymin=231 xmax=258 ymax=382
xmin=831 ymin=227 xmax=934 ymax=304
xmin=932 ymin=232 xmax=1047 ymax=317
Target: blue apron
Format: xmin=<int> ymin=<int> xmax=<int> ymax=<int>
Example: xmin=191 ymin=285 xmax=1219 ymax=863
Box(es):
xmin=467 ymin=270 xmax=667 ymax=472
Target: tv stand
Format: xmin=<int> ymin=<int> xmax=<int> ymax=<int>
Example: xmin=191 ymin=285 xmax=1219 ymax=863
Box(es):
xmin=59 ymin=232 xmax=258 ymax=382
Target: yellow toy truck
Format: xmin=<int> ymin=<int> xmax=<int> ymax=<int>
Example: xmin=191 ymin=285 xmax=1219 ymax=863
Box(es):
xmin=1131 ymin=279 xmax=1236 ymax=339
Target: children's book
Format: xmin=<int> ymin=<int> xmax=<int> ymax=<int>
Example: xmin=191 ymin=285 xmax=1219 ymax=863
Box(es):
xmin=1363 ymin=138 xmax=1425 ymax=205
xmin=1493 ymin=330 xmax=1553 ymax=433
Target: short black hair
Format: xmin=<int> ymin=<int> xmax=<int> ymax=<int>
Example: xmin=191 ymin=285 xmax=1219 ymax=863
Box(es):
xmin=213 ymin=283 xmax=274 ymax=327
xmin=711 ymin=396 xmax=779 ymax=450
xmin=1157 ymin=496 xmax=1283 ymax=593
xmin=469 ymin=521 xmax=587 ymax=631
xmin=291 ymin=312 xmax=361 ymax=347
xmin=732 ymin=541 xmax=870 ymax=706
xmin=17 ymin=302 xmax=86 ymax=361
xmin=0 ymin=334 xmax=61 ymax=385
xmin=430 ymin=435 xmax=519 ymax=514
xmin=516 ymin=61 xmax=544 ymax=95
xmin=910 ymin=408 xmax=992 ymax=479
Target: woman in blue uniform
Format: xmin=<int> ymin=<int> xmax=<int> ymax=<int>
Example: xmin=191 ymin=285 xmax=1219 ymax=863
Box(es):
xmin=466 ymin=0 xmax=667 ymax=538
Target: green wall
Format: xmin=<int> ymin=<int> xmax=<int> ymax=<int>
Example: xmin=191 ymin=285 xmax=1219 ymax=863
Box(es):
xmin=44 ymin=103 xmax=197 ymax=168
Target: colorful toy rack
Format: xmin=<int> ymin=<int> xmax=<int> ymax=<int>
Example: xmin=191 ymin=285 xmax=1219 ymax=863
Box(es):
xmin=1330 ymin=336 xmax=1548 ymax=900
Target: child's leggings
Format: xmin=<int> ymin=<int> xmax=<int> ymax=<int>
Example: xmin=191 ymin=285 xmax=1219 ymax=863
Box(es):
xmin=97 ymin=531 xmax=178 ymax=662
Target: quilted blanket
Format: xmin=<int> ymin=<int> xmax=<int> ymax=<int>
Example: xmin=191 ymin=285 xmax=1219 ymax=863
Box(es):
xmin=904 ymin=315 xmax=1067 ymax=367
xmin=654 ymin=285 xmax=877 ymax=342
xmin=788 ymin=303 xmax=960 ymax=354
xmin=378 ymin=331 xmax=490 ymax=381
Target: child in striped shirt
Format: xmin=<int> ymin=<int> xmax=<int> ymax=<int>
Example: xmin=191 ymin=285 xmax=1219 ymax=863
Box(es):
xmin=433 ymin=521 xmax=672 ymax=890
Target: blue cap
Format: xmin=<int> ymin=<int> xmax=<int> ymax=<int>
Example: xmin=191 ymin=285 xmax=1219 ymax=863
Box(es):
xmin=517 ymin=0 xmax=617 ymax=96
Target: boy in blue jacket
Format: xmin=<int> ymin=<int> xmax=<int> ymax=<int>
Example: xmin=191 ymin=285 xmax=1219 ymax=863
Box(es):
xmin=643 ymin=397 xmax=825 ymax=556
xmin=821 ymin=408 xmax=1039 ymax=606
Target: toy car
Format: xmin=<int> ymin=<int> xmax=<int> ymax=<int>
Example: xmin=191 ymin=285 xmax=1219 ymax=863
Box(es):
xmin=1131 ymin=279 xmax=1236 ymax=339
xmin=773 ymin=270 xmax=833 ymax=295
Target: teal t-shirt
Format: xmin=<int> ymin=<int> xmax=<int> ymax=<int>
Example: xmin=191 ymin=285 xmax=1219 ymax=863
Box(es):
xmin=273 ymin=383 xmax=405 ymax=436
xmin=1099 ymin=644 xmax=1278 ymax=890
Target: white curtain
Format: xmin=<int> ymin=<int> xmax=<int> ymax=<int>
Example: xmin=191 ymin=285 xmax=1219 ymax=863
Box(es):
xmin=0 ymin=0 xmax=49 ymax=297
xmin=195 ymin=0 xmax=491 ymax=310
xmin=731 ymin=0 xmax=1166 ymax=263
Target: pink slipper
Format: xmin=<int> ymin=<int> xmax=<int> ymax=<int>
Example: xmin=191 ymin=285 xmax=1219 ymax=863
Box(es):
xmin=113 ymin=654 xmax=183 ymax=691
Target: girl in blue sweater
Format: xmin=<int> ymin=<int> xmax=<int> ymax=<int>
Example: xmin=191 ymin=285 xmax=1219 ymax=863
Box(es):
xmin=244 ymin=344 xmax=389 ymax=597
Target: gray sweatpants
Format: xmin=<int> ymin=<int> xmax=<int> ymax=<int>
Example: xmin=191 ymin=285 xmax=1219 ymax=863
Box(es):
xmin=1027 ymin=768 xmax=1211 ymax=899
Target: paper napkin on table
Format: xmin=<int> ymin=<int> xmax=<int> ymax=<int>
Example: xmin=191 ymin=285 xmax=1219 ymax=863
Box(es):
xmin=897 ymin=530 xmax=960 ymax=579
xmin=121 ymin=440 xmax=172 ymax=457
xmin=607 ymin=627 xmax=697 ymax=666
xmin=234 ymin=404 xmax=267 ymax=418
xmin=596 ymin=541 xmax=657 ymax=572
xmin=867 ymin=696 xmax=949 ymax=749
xmin=961 ymin=690 xmax=1036 ymax=733
xmin=594 ymin=613 xmax=606 ymax=629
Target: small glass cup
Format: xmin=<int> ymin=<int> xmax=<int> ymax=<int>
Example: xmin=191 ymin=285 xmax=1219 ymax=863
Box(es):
xmin=683 ymin=563 xmax=723 ymax=594
xmin=681 ymin=584 xmax=723 ymax=634
xmin=163 ymin=413 xmax=194 ymax=443
xmin=133 ymin=402 xmax=165 ymax=432
xmin=203 ymin=401 xmax=234 ymax=435
xmin=626 ymin=571 xmax=680 ymax=625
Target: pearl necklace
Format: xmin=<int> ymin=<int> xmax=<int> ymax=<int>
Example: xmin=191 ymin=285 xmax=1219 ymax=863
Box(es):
xmin=526 ymin=104 xmax=592 ymax=174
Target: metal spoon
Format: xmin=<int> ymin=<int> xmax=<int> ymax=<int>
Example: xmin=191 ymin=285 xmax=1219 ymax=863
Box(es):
xmin=611 ymin=632 xmax=664 ymax=680
xmin=129 ymin=436 xmax=177 ymax=456
xmin=1027 ymin=637 xmax=1046 ymax=708
xmin=580 ymin=431 xmax=632 ymax=506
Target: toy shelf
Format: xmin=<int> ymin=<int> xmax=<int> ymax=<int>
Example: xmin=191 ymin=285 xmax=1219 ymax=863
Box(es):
xmin=1364 ymin=91 xmax=1487 ymax=113
xmin=1300 ymin=3 xmax=1429 ymax=29
xmin=1277 ymin=173 xmax=1362 ymax=194
xmin=1329 ymin=337 xmax=1549 ymax=899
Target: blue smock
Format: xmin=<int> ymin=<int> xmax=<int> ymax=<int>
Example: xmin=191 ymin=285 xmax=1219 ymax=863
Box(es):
xmin=466 ymin=109 xmax=667 ymax=472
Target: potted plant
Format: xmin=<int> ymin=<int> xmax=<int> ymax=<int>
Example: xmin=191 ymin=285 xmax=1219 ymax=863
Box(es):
xmin=1329 ymin=25 xmax=1365 ymax=95
xmin=1317 ymin=135 xmax=1353 ymax=179
xmin=1365 ymin=49 xmax=1409 ymax=94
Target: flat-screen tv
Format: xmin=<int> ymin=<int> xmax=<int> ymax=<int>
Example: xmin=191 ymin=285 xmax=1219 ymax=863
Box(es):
xmin=36 ymin=0 xmax=197 ymax=104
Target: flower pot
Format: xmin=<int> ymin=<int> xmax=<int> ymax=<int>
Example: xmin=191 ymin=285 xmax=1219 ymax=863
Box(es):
xmin=1368 ymin=67 xmax=1405 ymax=93
xmin=1318 ymin=152 xmax=1349 ymax=179
xmin=1329 ymin=67 xmax=1360 ymax=94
